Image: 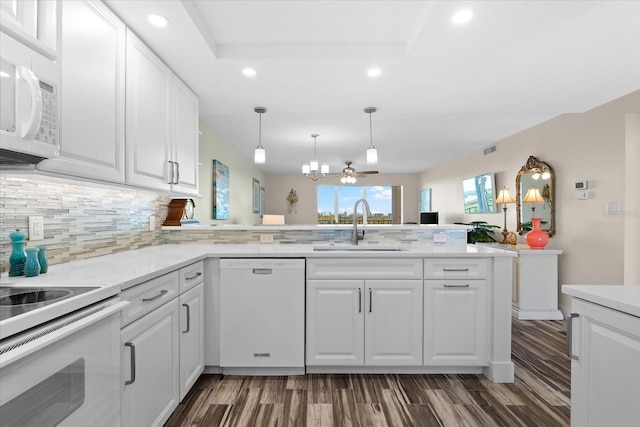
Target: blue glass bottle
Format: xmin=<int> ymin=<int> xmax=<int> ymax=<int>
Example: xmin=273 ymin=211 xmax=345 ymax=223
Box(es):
xmin=9 ymin=229 xmax=27 ymax=277
xmin=24 ymin=247 xmax=41 ymax=277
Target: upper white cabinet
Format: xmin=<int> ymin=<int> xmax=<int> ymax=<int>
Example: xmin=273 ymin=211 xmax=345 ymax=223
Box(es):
xmin=125 ymin=30 xmax=199 ymax=196
xmin=38 ymin=0 xmax=126 ymax=182
xmin=0 ymin=0 xmax=58 ymax=59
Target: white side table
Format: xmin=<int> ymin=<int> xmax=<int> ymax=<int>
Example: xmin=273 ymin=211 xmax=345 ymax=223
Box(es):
xmin=478 ymin=244 xmax=563 ymax=320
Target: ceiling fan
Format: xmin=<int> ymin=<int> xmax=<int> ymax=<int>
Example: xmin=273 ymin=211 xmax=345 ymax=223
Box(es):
xmin=333 ymin=161 xmax=378 ymax=183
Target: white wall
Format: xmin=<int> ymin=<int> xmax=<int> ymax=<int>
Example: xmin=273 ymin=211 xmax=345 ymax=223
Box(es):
xmin=625 ymin=112 xmax=640 ymax=285
xmin=265 ymin=173 xmax=420 ymax=224
xmin=419 ymin=90 xmax=640 ymax=307
xmin=195 ymin=121 xmax=267 ymax=225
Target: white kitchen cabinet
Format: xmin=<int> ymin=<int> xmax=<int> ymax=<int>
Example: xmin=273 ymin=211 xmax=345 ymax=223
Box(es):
xmin=38 ymin=0 xmax=126 ymax=182
xmin=179 ymin=282 xmax=204 ymax=401
xmin=568 ymin=297 xmax=640 ymax=427
xmin=121 ymin=297 xmax=180 ymax=427
xmin=512 ymin=246 xmax=563 ymax=320
xmin=170 ymin=76 xmax=199 ymax=195
xmin=0 ymin=0 xmax=58 ymax=58
xmin=423 ymin=280 xmax=487 ymax=365
xmin=125 ymin=30 xmax=199 ymax=195
xmin=423 ymin=258 xmax=489 ymax=366
xmin=306 ymin=260 xmax=423 ymax=367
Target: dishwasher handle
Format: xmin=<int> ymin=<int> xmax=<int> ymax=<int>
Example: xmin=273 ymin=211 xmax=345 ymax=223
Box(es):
xmin=252 ymin=268 xmax=273 ymax=275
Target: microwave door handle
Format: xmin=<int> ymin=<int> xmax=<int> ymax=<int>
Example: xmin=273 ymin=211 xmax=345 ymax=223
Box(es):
xmin=18 ymin=66 xmax=42 ymax=140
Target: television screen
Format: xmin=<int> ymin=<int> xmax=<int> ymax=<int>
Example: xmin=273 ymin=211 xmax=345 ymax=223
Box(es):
xmin=462 ymin=173 xmax=497 ymax=213
xmin=420 ymin=212 xmax=439 ymax=225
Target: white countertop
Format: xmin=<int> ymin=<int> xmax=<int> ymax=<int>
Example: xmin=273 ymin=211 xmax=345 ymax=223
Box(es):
xmin=563 ymin=285 xmax=640 ymax=318
xmin=476 ymin=243 xmax=563 ymax=255
xmin=1 ymin=243 xmax=514 ymax=340
xmin=162 ymin=224 xmax=471 ymax=231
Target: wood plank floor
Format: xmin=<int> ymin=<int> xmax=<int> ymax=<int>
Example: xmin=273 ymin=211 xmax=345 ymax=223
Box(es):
xmin=166 ymin=319 xmax=570 ymax=426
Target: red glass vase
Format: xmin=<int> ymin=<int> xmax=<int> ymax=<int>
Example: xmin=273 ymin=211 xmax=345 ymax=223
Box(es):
xmin=525 ymin=217 xmax=549 ymax=249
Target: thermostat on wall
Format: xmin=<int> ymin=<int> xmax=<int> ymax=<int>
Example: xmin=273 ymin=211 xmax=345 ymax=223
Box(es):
xmin=575 ymin=180 xmax=588 ymax=190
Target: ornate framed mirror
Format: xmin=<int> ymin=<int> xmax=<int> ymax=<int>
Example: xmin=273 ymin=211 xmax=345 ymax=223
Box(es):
xmin=516 ymin=155 xmax=555 ymax=237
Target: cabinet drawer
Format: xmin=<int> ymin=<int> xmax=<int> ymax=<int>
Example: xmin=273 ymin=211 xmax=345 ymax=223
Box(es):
xmin=121 ymin=271 xmax=180 ymax=327
xmin=180 ymin=261 xmax=204 ymax=293
xmin=424 ymin=258 xmax=489 ymax=279
xmin=307 ymin=258 xmax=423 ymax=280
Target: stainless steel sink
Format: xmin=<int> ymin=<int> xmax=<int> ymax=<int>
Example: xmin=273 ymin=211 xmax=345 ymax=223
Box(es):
xmin=313 ymin=246 xmax=407 ymax=252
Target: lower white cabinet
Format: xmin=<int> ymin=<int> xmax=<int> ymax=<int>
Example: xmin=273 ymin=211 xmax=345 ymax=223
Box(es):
xmin=179 ymin=282 xmax=204 ymax=401
xmin=306 ymin=279 xmax=423 ymax=366
xmin=568 ymin=298 xmax=640 ymax=427
xmin=121 ymin=298 xmax=180 ymax=427
xmin=423 ymin=280 xmax=487 ymax=365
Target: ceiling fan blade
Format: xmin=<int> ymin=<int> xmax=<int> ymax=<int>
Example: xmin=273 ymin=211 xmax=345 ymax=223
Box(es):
xmin=355 ymin=171 xmax=379 ymax=175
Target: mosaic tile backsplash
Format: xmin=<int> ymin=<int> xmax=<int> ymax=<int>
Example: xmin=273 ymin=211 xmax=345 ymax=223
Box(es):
xmin=1 ymin=176 xmax=468 ymax=274
xmin=0 ymin=175 xmax=169 ymax=273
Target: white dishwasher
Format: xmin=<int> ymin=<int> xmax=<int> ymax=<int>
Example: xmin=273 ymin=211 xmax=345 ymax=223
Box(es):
xmin=220 ymin=258 xmax=305 ymax=374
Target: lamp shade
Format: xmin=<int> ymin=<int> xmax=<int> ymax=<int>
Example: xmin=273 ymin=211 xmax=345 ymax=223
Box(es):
xmin=495 ymin=187 xmax=516 ymax=204
xmin=523 ymin=186 xmax=544 ymax=204
xmin=254 ymin=147 xmax=266 ymax=164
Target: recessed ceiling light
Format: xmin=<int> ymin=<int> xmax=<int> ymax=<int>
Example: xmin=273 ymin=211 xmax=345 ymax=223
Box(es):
xmin=367 ymin=68 xmax=381 ymax=77
xmin=451 ymin=9 xmax=473 ymax=25
xmin=242 ymin=68 xmax=257 ymax=77
xmin=148 ymin=14 xmax=169 ymax=27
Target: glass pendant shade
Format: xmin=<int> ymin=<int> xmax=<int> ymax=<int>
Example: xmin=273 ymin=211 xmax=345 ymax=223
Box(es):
xmin=310 ymin=160 xmax=319 ymax=172
xmin=321 ymin=164 xmax=329 ymax=174
xmin=366 ymin=147 xmax=378 ymax=164
xmin=254 ymin=147 xmax=265 ymax=164
xmin=302 ymin=164 xmax=310 ymax=174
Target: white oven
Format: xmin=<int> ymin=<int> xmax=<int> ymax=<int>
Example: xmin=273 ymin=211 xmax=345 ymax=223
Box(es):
xmin=0 ymin=298 xmax=128 ymax=427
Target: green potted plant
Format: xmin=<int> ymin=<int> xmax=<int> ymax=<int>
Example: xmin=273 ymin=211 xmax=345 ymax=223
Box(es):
xmin=454 ymin=221 xmax=501 ymax=243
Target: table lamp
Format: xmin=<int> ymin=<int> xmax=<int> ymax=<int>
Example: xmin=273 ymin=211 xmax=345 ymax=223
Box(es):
xmin=495 ymin=187 xmax=516 ymax=244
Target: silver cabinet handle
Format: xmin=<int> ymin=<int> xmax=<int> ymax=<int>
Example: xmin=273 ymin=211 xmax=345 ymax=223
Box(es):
xmin=124 ymin=342 xmax=136 ymax=385
xmin=369 ymin=288 xmax=373 ymax=313
xmin=167 ymin=161 xmax=175 ymax=184
xmin=358 ymin=288 xmax=362 ymax=313
xmin=182 ymin=303 xmax=191 ymax=333
xmin=186 ymin=272 xmax=202 ymax=281
xmin=252 ymin=268 xmax=272 ymax=274
xmin=442 ymin=268 xmax=470 ymax=272
xmin=174 ymin=162 xmax=180 ymax=184
xmin=567 ymin=313 xmax=579 ymax=360
xmin=443 ymin=284 xmax=470 ymax=288
xmin=142 ymin=289 xmax=168 ymax=302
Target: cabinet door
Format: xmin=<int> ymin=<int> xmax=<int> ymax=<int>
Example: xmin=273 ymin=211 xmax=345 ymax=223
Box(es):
xmin=179 ymin=283 xmax=204 ymax=401
xmin=0 ymin=0 xmax=57 ymax=57
xmin=306 ymin=280 xmax=364 ymax=366
xmin=170 ymin=76 xmax=199 ymax=195
xmin=39 ymin=0 xmax=125 ymax=182
xmin=424 ymin=280 xmax=487 ymax=365
xmin=365 ymin=280 xmax=423 ymax=366
xmin=125 ymin=29 xmax=171 ymax=191
xmin=570 ymin=299 xmax=640 ymax=427
xmin=121 ymin=299 xmax=179 ymax=427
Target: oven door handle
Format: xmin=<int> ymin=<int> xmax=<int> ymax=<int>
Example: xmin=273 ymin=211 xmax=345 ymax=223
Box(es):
xmin=0 ymin=300 xmax=129 ymax=369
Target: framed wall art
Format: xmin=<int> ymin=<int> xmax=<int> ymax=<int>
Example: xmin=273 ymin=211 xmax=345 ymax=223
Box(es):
xmin=252 ymin=178 xmax=260 ymax=213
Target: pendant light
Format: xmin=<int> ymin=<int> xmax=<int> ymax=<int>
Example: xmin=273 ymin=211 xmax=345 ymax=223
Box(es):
xmin=302 ymin=134 xmax=329 ymax=181
xmin=364 ymin=107 xmax=378 ymax=164
xmin=254 ymin=107 xmax=267 ymax=164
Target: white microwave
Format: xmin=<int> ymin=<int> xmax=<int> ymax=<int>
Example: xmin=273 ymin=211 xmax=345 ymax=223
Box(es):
xmin=0 ymin=31 xmax=59 ymax=162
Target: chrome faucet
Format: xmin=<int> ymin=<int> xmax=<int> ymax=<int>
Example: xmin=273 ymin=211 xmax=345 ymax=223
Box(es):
xmin=352 ymin=198 xmax=372 ymax=245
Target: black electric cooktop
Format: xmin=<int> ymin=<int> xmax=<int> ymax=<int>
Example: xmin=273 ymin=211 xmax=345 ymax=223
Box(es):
xmin=0 ymin=286 xmax=98 ymax=321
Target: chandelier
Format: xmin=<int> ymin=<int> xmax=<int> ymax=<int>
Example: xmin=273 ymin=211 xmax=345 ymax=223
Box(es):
xmin=302 ymin=134 xmax=329 ymax=181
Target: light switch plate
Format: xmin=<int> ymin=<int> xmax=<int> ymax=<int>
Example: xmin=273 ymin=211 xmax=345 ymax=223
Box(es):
xmin=605 ymin=201 xmax=620 ymax=215
xmin=434 ymin=233 xmax=447 ymax=243
xmin=260 ymin=234 xmax=274 ymax=243
xmin=576 ymin=192 xmax=588 ymax=200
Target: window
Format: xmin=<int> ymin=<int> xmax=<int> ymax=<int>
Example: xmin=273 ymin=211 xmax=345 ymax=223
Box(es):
xmin=317 ymin=185 xmax=395 ymax=224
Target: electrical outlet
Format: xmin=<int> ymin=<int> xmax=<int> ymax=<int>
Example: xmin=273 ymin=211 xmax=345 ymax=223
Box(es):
xmin=28 ymin=216 xmax=44 ymax=241
xmin=149 ymin=215 xmax=156 ymax=231
xmin=576 ymin=192 xmax=588 ymax=200
xmin=260 ymin=234 xmax=274 ymax=243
